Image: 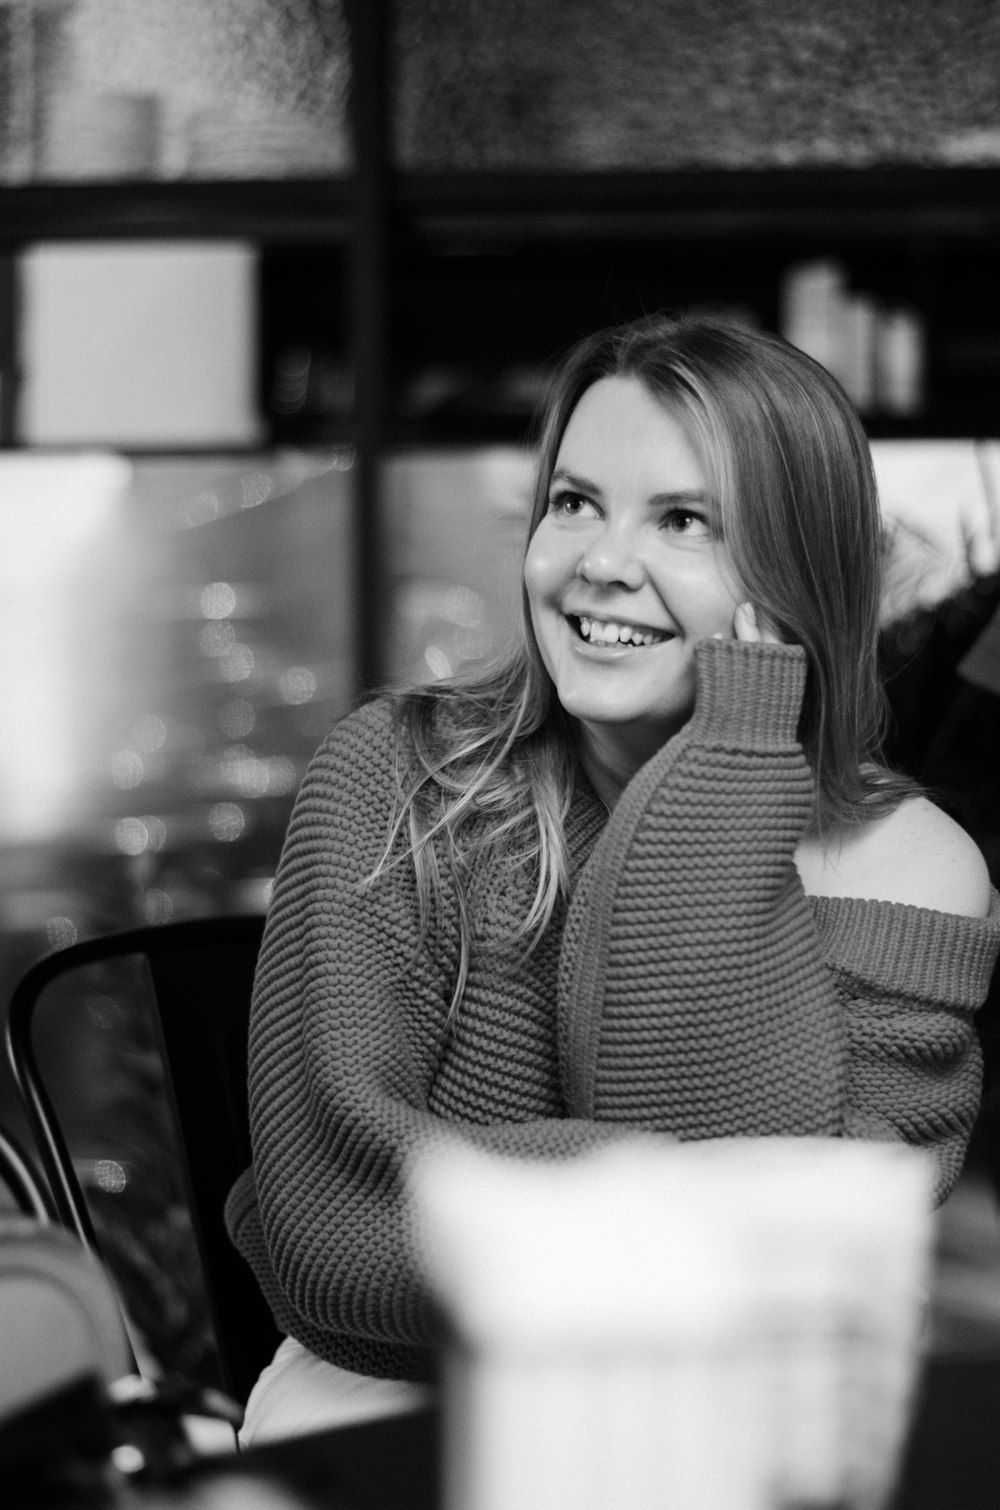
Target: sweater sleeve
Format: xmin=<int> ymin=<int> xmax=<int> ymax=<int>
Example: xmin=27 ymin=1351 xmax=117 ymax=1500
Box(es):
xmin=227 ymin=700 xmax=630 ymax=1369
xmin=813 ymin=891 xmax=1000 ymax=1205
xmin=558 ymin=635 xmax=846 ymax=1138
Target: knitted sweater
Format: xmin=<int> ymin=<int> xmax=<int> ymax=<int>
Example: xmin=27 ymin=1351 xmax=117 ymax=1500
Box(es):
xmin=225 ymin=637 xmax=1000 ymax=1383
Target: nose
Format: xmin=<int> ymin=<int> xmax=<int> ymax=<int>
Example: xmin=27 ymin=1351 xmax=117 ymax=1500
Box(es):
xmin=577 ymin=520 xmax=644 ymax=590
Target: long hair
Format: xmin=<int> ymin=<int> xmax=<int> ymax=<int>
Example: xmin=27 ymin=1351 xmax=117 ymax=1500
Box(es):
xmin=372 ymin=311 xmax=914 ymax=1009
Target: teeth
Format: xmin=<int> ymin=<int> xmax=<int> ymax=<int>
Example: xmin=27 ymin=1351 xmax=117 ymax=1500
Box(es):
xmin=577 ymin=616 xmax=663 ymax=647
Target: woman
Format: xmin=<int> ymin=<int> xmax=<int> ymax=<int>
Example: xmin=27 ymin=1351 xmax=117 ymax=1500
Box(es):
xmin=226 ymin=312 xmax=1000 ymax=1442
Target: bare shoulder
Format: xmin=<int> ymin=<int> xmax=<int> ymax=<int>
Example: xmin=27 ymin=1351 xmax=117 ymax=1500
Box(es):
xmin=795 ymin=797 xmax=993 ymax=919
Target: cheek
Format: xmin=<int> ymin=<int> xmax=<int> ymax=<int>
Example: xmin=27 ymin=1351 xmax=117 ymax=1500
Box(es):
xmin=716 ymin=554 xmax=744 ymax=613
xmin=654 ymin=554 xmax=741 ymax=633
xmin=522 ymin=549 xmax=548 ymax=647
xmin=703 ymin=582 xmax=743 ymax=634
xmin=685 ymin=550 xmax=743 ymax=634
xmin=523 ymin=528 xmax=564 ymax=604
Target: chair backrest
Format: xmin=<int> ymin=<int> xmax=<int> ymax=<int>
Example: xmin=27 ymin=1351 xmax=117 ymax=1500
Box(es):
xmin=5 ymin=916 xmax=280 ymax=1405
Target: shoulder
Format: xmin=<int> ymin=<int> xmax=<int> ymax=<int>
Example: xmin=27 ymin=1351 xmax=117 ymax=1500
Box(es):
xmin=302 ymin=687 xmax=478 ymax=797
xmin=299 ymin=696 xmax=400 ymax=794
xmin=320 ymin=695 xmax=397 ymax=754
xmin=795 ymin=796 xmax=993 ymax=919
xmin=283 ymin=698 xmax=408 ymax=868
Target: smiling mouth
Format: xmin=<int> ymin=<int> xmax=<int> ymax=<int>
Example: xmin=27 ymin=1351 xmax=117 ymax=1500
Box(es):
xmin=571 ymin=615 xmax=673 ymax=648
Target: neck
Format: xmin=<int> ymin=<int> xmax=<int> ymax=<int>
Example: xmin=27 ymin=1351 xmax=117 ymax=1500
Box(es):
xmin=575 ymin=711 xmax=694 ymax=810
xmin=576 ymin=723 xmax=655 ymax=812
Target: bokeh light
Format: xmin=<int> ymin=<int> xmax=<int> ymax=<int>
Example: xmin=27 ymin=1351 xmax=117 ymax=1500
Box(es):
xmin=278 ymin=666 xmax=317 ymax=704
xmin=219 ymin=698 xmax=256 ymax=738
xmin=208 ymin=802 xmax=246 ymax=842
xmin=200 ymin=581 xmax=237 ymax=619
xmin=46 ymin=915 xmax=78 ymax=948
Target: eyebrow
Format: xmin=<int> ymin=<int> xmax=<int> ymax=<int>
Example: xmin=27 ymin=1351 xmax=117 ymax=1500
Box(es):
xmin=550 ymin=469 xmax=716 ymax=510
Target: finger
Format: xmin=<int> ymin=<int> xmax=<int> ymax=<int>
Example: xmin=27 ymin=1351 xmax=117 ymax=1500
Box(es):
xmin=734 ymin=601 xmax=784 ymax=644
xmin=733 ymin=602 xmax=760 ymax=641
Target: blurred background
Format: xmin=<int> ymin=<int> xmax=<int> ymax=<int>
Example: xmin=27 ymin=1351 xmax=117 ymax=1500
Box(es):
xmin=1 ymin=0 xmax=1000 ymax=1392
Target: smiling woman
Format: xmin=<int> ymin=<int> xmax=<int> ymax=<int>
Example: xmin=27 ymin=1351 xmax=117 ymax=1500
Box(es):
xmin=524 ymin=375 xmax=742 ymax=792
xmin=225 ymin=310 xmax=1000 ymax=1445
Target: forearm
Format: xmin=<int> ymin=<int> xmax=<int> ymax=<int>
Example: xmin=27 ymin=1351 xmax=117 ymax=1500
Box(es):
xmin=822 ymin=889 xmax=1000 ymax=1206
xmin=843 ymin=1016 xmax=982 ymax=1207
xmin=253 ymin=955 xmax=641 ymax=1352
xmin=558 ymin=637 xmax=845 ymax=1138
xmin=245 ymin=710 xmax=633 ymax=1352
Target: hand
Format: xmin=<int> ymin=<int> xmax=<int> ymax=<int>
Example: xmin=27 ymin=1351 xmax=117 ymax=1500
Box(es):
xmin=732 ymin=601 xmax=784 ymax=644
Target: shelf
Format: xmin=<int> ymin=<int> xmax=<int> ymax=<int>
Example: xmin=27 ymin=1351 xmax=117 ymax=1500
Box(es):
xmin=0 ymin=178 xmax=352 ymax=247
xmin=267 ymin=411 xmax=537 ymax=451
xmin=4 ymin=165 xmax=1000 ymax=250
xmin=398 ymin=166 xmax=1000 ymax=250
xmin=6 ymin=165 xmax=1000 ymax=449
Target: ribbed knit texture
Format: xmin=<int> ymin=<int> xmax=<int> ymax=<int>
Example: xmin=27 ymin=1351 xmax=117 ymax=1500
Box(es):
xmin=815 ymin=890 xmax=1000 ymax=1200
xmin=558 ymin=638 xmax=844 ymax=1137
xmin=226 ymin=641 xmax=1000 ymax=1382
xmin=229 ymin=695 xmax=615 ymax=1383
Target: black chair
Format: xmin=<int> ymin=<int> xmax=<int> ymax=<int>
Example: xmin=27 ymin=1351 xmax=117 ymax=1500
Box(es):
xmin=4 ymin=915 xmax=280 ymax=1406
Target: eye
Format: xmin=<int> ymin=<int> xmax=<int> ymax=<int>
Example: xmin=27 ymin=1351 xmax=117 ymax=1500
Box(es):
xmin=661 ymin=506 xmax=712 ymax=537
xmin=547 ymin=488 xmax=600 ymax=520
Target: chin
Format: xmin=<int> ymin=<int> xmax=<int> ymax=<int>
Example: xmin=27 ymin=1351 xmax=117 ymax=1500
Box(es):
xmin=569 ymin=699 xmax=692 ymax=742
xmin=553 ymin=679 xmax=695 ymax=735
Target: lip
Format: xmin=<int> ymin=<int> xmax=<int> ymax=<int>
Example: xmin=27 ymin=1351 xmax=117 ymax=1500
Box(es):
xmin=569 ymin=635 xmax=659 ymax=662
xmin=566 ymin=609 xmax=672 ymax=632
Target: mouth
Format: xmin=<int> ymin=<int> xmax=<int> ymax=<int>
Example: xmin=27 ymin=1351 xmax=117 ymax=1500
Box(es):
xmin=569 ymin=614 xmax=674 ymax=649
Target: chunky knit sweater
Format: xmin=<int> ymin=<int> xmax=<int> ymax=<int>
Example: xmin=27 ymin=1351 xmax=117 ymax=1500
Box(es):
xmin=226 ymin=637 xmax=1000 ymax=1383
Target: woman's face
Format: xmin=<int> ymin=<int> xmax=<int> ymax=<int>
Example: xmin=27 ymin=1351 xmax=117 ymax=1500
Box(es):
xmin=524 ymin=375 xmax=742 ymax=777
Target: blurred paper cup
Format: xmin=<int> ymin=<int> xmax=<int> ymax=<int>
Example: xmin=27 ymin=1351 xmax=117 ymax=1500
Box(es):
xmin=410 ymin=1137 xmax=936 ymax=1510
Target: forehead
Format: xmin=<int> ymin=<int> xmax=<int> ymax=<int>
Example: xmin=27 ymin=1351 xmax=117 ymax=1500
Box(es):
xmin=557 ymin=376 xmax=707 ymax=485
